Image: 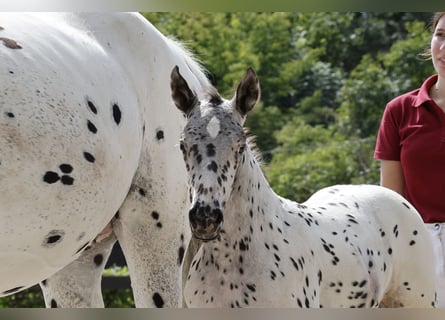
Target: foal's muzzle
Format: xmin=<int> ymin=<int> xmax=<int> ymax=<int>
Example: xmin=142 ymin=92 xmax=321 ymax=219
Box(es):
xmin=188 ymin=202 xmax=223 ymax=241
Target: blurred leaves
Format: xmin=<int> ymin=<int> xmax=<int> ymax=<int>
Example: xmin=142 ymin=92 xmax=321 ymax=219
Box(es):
xmin=145 ymin=12 xmax=431 ymax=202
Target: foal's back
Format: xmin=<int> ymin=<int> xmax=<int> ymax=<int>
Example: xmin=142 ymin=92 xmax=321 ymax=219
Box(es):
xmin=296 ymin=184 xmax=436 ymax=307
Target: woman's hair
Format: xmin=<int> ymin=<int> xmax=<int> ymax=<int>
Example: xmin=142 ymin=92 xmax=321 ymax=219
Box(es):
xmin=420 ymin=12 xmax=445 ymax=60
xmin=430 ymin=12 xmax=445 ymax=32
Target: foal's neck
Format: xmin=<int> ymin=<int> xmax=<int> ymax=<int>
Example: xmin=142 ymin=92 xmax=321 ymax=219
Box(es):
xmin=223 ymin=149 xmax=282 ymax=235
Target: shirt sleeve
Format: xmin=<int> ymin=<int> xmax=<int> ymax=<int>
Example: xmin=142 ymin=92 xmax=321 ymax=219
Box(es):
xmin=374 ymin=102 xmax=401 ymax=161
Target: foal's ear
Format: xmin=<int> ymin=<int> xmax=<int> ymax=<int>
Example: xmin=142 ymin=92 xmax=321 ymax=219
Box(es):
xmin=170 ymin=65 xmax=198 ymax=116
xmin=234 ymin=67 xmax=260 ymax=116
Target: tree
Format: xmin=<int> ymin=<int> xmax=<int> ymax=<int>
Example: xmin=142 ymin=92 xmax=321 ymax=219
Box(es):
xmin=337 ymin=19 xmax=433 ymax=138
xmin=265 ymin=121 xmax=379 ymax=202
xmin=336 ymin=54 xmax=398 ymax=138
xmin=380 ymin=20 xmax=435 ymax=93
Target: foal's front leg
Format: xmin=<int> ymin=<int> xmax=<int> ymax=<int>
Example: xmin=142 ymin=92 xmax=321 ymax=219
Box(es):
xmin=39 ymin=230 xmax=116 ymax=308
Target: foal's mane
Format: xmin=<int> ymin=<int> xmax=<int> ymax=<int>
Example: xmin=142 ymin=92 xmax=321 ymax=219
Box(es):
xmin=245 ymin=129 xmax=264 ymax=167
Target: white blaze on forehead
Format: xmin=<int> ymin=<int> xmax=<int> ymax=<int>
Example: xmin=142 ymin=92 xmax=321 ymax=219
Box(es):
xmin=207 ymin=116 xmax=220 ymax=139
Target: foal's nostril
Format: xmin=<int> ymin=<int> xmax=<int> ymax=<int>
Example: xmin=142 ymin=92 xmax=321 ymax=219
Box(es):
xmin=189 ymin=202 xmax=200 ymax=227
xmin=212 ymin=208 xmax=223 ymax=225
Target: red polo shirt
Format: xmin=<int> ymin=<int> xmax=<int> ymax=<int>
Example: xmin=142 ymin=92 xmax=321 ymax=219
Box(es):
xmin=374 ymin=74 xmax=445 ymax=223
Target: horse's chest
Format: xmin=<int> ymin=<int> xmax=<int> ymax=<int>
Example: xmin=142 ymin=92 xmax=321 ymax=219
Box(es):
xmin=184 ymin=244 xmax=314 ymax=307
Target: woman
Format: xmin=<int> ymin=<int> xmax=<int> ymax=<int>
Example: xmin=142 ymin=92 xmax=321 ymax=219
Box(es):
xmin=374 ymin=12 xmax=445 ymax=307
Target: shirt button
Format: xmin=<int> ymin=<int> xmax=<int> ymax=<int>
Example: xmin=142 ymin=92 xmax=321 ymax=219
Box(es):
xmin=435 ymin=223 xmax=441 ymax=230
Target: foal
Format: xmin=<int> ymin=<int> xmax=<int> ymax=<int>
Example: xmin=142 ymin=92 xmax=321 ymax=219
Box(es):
xmin=170 ymin=66 xmax=436 ymax=308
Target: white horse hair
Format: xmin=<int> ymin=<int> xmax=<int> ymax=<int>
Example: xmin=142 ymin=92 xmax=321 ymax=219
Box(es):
xmin=0 ymin=12 xmax=211 ymax=307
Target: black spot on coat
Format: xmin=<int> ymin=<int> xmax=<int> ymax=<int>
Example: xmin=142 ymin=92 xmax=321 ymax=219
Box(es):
xmin=156 ymin=130 xmax=164 ymax=140
xmin=178 ymin=246 xmax=185 ymax=265
xmin=94 ymin=254 xmax=104 ymax=266
xmin=59 ymin=164 xmax=73 ymax=174
xmin=43 ymin=230 xmax=65 ymax=247
xmin=61 ymin=175 xmax=74 ymax=185
xmin=87 ymin=100 xmax=98 ymax=114
xmin=112 ymin=104 xmax=122 ymax=125
xmin=51 ymin=299 xmax=58 ymax=308
xmin=43 ymin=171 xmax=60 ymax=184
xmin=152 ymin=292 xmax=164 ymax=307
xmin=83 ymin=152 xmax=96 ymax=163
xmin=87 ymin=120 xmax=97 ymax=134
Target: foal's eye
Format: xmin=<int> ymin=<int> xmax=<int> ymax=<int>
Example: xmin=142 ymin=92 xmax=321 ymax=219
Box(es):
xmin=238 ymin=145 xmax=245 ymax=155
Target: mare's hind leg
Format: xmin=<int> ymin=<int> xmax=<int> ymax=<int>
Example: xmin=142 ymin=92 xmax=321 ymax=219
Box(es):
xmin=39 ymin=231 xmax=116 ymax=308
xmin=113 ymin=179 xmax=190 ymax=308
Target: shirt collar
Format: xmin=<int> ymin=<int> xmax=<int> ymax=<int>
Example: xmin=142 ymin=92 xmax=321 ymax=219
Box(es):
xmin=414 ymin=74 xmax=438 ymax=107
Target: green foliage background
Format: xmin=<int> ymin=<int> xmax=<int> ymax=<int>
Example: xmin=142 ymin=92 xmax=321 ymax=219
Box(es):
xmin=1 ymin=12 xmax=436 ymax=307
xmin=144 ymin=12 xmax=433 ymax=201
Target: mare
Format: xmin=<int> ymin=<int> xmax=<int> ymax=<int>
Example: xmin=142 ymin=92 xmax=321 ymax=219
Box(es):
xmin=0 ymin=12 xmax=211 ymax=307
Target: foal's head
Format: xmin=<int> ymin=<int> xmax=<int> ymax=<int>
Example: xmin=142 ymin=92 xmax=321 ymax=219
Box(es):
xmin=170 ymin=66 xmax=260 ymax=241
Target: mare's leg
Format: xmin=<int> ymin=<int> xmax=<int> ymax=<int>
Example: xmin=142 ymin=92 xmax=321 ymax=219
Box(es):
xmin=113 ymin=176 xmax=190 ymax=308
xmin=39 ymin=231 xmax=116 ymax=308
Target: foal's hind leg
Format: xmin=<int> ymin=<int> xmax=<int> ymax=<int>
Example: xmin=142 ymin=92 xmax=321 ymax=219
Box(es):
xmin=379 ymin=267 xmax=437 ymax=308
xmin=380 ymin=234 xmax=437 ymax=308
xmin=40 ymin=232 xmax=116 ymax=308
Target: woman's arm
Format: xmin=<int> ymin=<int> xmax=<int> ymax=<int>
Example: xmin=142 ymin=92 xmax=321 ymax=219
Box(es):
xmin=379 ymin=160 xmax=405 ymax=196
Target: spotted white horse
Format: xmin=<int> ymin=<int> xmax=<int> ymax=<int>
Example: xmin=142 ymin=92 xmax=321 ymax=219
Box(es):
xmin=170 ymin=66 xmax=437 ymax=307
xmin=0 ymin=12 xmax=212 ymax=307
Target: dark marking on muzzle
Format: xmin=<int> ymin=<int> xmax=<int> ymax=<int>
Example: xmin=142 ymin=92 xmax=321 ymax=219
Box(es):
xmin=189 ymin=202 xmax=223 ymax=241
